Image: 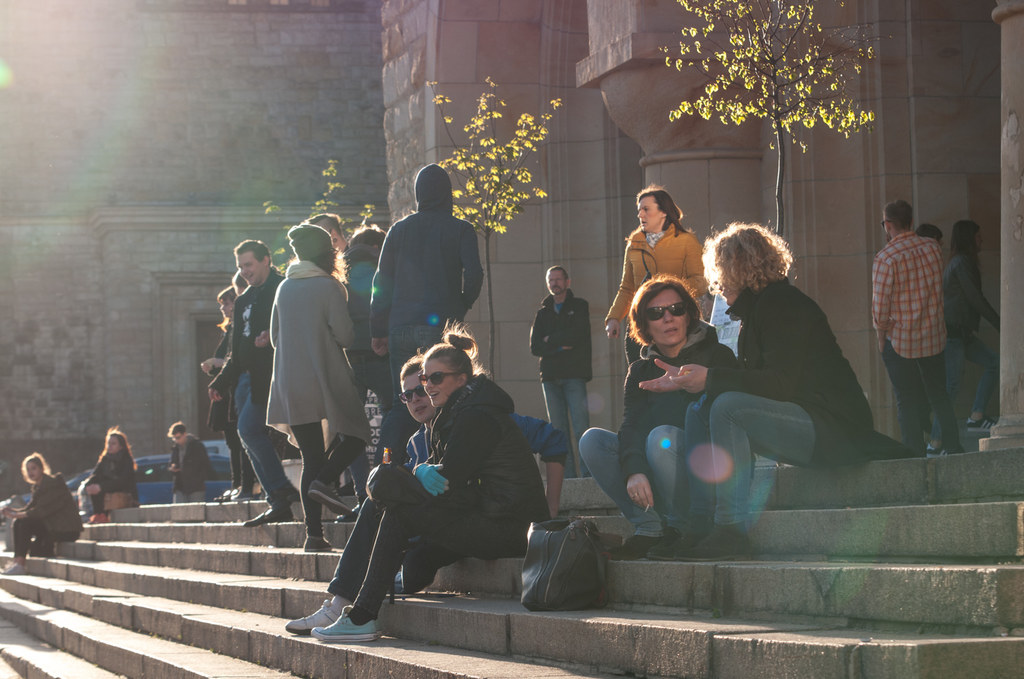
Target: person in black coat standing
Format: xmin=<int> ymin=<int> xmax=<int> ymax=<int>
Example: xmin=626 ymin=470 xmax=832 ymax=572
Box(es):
xmin=530 ymin=265 xmax=592 ymax=478
xmin=167 ymin=421 xmax=212 ymax=504
xmin=642 ymin=223 xmax=911 ymax=561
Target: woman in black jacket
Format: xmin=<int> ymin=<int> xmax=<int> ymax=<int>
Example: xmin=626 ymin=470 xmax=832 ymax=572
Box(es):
xmin=2 ymin=453 xmax=82 ymax=575
xmin=83 ymin=427 xmax=139 ymax=523
xmin=643 ymin=223 xmax=910 ymax=561
xmin=307 ymin=323 xmax=549 ymax=643
xmin=580 ymin=275 xmax=735 ymax=560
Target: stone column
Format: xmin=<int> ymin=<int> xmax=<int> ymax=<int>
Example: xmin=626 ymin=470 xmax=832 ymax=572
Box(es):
xmin=980 ymin=0 xmax=1024 ymax=451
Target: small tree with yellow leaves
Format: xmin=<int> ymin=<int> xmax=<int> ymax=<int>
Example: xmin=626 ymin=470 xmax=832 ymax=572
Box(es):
xmin=666 ymin=0 xmax=877 ymax=235
xmin=431 ymin=78 xmax=562 ymax=369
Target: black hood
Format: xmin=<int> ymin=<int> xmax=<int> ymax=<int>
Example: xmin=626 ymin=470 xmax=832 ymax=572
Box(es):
xmin=415 ymin=164 xmax=454 ymax=214
xmin=342 ymin=243 xmax=380 ymax=265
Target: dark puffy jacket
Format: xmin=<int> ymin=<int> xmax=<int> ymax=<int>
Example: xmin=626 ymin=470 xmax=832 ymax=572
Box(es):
xmin=618 ymin=322 xmax=737 ymax=479
xmin=428 ymin=376 xmax=550 ymax=523
xmin=707 ymin=280 xmax=911 ymax=466
xmin=529 ymin=290 xmax=592 ymax=381
xmin=85 ymin=450 xmax=138 ymax=499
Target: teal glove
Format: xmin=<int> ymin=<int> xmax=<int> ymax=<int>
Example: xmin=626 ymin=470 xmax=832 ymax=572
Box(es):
xmin=414 ymin=464 xmax=448 ymax=496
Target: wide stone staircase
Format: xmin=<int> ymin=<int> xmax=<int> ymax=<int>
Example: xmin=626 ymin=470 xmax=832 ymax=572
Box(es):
xmin=2 ymin=447 xmax=1024 ymax=678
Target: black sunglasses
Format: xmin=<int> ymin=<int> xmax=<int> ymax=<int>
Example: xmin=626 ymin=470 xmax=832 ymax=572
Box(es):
xmin=399 ymin=385 xmax=427 ymax=403
xmin=419 ymin=370 xmax=461 ymax=386
xmin=644 ymin=302 xmax=688 ymax=322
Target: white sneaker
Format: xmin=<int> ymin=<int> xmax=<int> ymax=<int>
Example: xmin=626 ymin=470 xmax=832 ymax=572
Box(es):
xmin=2 ymin=562 xmax=25 ymax=576
xmin=285 ymin=598 xmax=341 ymax=635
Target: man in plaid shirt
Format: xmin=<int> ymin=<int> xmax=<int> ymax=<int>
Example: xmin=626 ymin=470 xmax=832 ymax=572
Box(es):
xmin=872 ymin=200 xmax=963 ymax=455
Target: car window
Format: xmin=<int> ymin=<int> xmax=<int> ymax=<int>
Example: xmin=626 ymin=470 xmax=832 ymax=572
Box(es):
xmin=137 ymin=460 xmax=173 ymax=484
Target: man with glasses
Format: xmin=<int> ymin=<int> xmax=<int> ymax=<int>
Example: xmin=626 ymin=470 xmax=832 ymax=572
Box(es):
xmin=872 ymin=200 xmax=963 ymax=456
xmin=167 ymin=421 xmax=212 ymax=504
xmin=530 ymin=265 xmax=592 ymax=478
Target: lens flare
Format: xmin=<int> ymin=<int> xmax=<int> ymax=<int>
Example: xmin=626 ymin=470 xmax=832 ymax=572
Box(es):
xmin=659 ymin=437 xmax=672 ymax=450
xmin=427 ymin=313 xmax=440 ymax=326
xmin=688 ymin=443 xmax=734 ymax=484
xmin=586 ymin=391 xmax=605 ymax=415
xmin=0 ymin=59 xmax=12 ymax=89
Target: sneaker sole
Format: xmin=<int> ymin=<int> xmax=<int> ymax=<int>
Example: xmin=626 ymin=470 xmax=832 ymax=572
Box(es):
xmin=308 ymin=488 xmax=354 ymax=516
xmin=310 ymin=629 xmax=380 ymax=643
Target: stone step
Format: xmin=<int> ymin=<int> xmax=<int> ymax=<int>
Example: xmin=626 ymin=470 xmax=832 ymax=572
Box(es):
xmin=46 ymin=541 xmax=1024 ymax=629
xmin=0 ymin=577 xmax=613 ymax=679
xmin=4 ymin=568 xmax=1024 ymax=679
xmin=109 ymin=448 xmax=1024 ymax=529
xmin=85 ymin=498 xmax=1024 ymax=561
xmin=0 ymin=619 xmax=120 ymax=679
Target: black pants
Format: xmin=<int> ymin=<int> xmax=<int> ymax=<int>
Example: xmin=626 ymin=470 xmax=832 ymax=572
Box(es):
xmin=12 ymin=517 xmax=78 ymax=558
xmin=291 ymin=422 xmax=365 ymax=539
xmin=224 ymin=423 xmax=256 ymax=491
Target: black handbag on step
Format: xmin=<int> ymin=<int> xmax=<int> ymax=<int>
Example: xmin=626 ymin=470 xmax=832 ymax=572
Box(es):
xmin=521 ymin=518 xmax=608 ymax=611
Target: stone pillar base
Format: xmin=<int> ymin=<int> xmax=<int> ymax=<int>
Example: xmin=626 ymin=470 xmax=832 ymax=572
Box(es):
xmin=978 ymin=415 xmax=1024 ymax=451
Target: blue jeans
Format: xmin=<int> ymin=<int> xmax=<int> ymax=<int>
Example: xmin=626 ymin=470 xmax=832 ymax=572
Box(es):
xmin=347 ymin=353 xmax=394 ymax=500
xmin=541 ymin=378 xmax=591 ymax=477
xmin=376 ymin=324 xmax=444 ymax=464
xmin=930 ymin=335 xmax=999 ymax=440
xmin=881 ymin=340 xmax=962 ymax=454
xmin=579 ymin=426 xmax=685 ymax=536
xmin=686 ymin=392 xmax=816 ymax=527
xmin=234 ymin=373 xmax=290 ymax=506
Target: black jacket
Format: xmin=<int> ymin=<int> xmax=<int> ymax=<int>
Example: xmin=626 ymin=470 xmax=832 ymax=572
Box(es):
xmin=706 ymin=280 xmax=911 ymax=466
xmin=427 ymin=376 xmax=550 ymax=524
xmin=618 ymin=322 xmax=737 ymax=479
xmin=86 ymin=450 xmax=138 ymax=498
xmin=170 ymin=434 xmax=212 ymax=495
xmin=943 ymin=254 xmax=999 ymax=334
xmin=211 ymin=268 xmax=284 ymax=406
xmin=25 ymin=473 xmax=83 ymax=535
xmin=530 ymin=290 xmax=592 ymax=381
xmin=342 ymin=243 xmax=380 ymax=354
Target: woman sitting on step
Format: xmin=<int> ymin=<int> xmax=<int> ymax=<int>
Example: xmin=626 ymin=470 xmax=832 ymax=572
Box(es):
xmin=640 ymin=223 xmax=912 ymax=561
xmin=580 ymin=275 xmax=736 ymax=561
xmin=300 ymin=323 xmax=550 ymax=643
xmin=2 ymin=453 xmax=83 ymax=575
xmin=83 ymin=427 xmax=139 ymax=524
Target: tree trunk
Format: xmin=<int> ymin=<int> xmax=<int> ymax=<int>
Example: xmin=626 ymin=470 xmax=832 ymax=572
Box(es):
xmin=484 ymin=230 xmax=496 ymax=373
xmin=775 ymin=126 xmax=785 ymax=236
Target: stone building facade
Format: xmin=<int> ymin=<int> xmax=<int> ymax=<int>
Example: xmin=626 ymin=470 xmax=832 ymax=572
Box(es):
xmin=0 ymin=0 xmax=388 ymax=490
xmin=0 ymin=0 xmax=1013 ymax=496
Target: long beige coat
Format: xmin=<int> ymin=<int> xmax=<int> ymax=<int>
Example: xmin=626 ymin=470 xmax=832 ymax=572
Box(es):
xmin=267 ymin=263 xmax=373 ymax=448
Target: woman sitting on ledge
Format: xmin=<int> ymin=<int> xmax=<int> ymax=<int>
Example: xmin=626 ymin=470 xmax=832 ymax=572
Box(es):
xmin=2 ymin=453 xmax=82 ymax=575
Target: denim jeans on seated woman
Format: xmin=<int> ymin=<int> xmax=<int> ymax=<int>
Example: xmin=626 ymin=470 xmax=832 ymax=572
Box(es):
xmin=685 ymin=392 xmax=815 ymax=528
xmin=579 ymin=425 xmax=686 ymax=537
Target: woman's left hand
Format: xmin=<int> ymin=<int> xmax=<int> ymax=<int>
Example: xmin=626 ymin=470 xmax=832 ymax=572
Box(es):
xmin=639 ymin=360 xmax=708 ymax=393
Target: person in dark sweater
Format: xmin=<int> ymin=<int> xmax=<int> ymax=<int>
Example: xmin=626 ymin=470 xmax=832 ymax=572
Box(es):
xmin=83 ymin=428 xmax=139 ymax=524
xmin=167 ymin=421 xmax=212 ymax=504
xmin=643 ymin=223 xmax=912 ymax=561
xmin=2 ymin=453 xmax=82 ymax=575
xmin=580 ymin=275 xmax=736 ymax=560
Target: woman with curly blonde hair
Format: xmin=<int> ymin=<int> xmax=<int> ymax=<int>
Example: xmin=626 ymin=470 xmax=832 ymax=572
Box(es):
xmin=641 ymin=223 xmax=909 ymax=561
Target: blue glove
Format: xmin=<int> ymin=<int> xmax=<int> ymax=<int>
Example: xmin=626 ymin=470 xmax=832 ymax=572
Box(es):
xmin=414 ymin=464 xmax=448 ymax=496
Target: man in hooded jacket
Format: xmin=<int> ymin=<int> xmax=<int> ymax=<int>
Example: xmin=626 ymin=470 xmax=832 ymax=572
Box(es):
xmin=370 ymin=164 xmax=484 ymax=463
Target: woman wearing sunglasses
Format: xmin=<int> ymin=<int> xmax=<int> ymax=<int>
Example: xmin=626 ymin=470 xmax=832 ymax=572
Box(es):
xmin=605 ymin=185 xmax=708 ymax=364
xmin=266 ymin=224 xmax=371 ymax=551
xmin=307 ymin=323 xmax=549 ymax=642
xmin=641 ymin=222 xmax=910 ymax=561
xmin=580 ymin=275 xmax=736 ymax=560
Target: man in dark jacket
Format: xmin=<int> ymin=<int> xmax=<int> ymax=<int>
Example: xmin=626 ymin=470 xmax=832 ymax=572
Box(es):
xmin=369 ymin=164 xmax=484 ymax=460
xmin=530 ymin=266 xmax=592 ymax=477
xmin=209 ymin=240 xmax=298 ymax=526
xmin=167 ymin=421 xmax=212 ymax=503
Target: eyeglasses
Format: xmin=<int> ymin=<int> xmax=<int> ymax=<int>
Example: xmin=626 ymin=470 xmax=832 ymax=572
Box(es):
xmin=399 ymin=385 xmax=427 ymax=403
xmin=419 ymin=370 xmax=461 ymax=386
xmin=644 ymin=302 xmax=688 ymax=322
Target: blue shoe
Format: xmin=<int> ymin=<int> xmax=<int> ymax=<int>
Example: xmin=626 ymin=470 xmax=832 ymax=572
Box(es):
xmin=311 ymin=606 xmax=379 ymax=642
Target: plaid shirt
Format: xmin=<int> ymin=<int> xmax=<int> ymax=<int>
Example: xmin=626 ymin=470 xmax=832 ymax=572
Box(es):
xmin=871 ymin=230 xmax=946 ymax=358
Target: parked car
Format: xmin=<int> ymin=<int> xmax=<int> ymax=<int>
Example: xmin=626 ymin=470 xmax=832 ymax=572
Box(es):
xmin=71 ymin=444 xmax=234 ymax=513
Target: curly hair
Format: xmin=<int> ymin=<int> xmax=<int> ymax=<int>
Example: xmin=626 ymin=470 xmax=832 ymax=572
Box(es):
xmin=703 ymin=222 xmax=792 ymax=297
xmin=422 ymin=321 xmax=486 ymax=378
xmin=628 ymin=275 xmax=701 ymax=346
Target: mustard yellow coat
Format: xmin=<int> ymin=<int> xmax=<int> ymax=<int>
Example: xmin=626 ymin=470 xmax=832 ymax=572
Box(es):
xmin=605 ymin=227 xmax=707 ymax=323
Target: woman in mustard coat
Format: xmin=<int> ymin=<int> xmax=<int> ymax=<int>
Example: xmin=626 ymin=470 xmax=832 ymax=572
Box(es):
xmin=605 ymin=185 xmax=707 ymax=363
